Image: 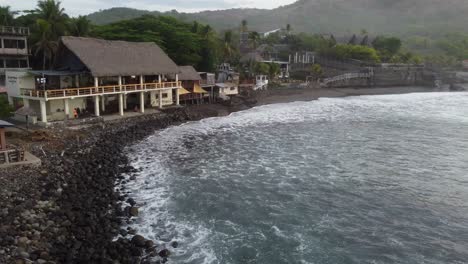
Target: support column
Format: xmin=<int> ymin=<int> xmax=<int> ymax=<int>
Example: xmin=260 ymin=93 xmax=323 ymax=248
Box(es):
xmin=94 ymin=77 xmax=99 ymax=90
xmin=158 ymin=75 xmax=162 ymax=83
xmin=139 ymin=92 xmax=145 ymax=113
xmin=123 ymin=94 xmax=127 ymax=110
xmin=75 ymin=75 xmax=80 ymax=87
xmin=140 ymin=75 xmax=144 ymax=89
xmin=118 ymin=94 xmax=124 ymax=116
xmin=40 ymin=100 xmax=47 ymax=123
xmin=101 ymin=95 xmax=106 ymax=112
xmin=158 ymin=90 xmax=163 ymax=109
xmin=64 ymin=99 xmax=70 ymax=118
xmin=175 ymin=88 xmax=180 ymax=106
xmin=94 ymin=96 xmax=100 ymax=116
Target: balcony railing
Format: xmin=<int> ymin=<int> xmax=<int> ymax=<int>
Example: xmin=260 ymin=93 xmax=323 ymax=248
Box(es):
xmin=0 ymin=48 xmax=29 ymax=55
xmin=0 ymin=26 xmax=30 ymax=36
xmin=20 ymin=81 xmax=181 ymax=100
xmin=200 ymin=79 xmax=216 ymax=86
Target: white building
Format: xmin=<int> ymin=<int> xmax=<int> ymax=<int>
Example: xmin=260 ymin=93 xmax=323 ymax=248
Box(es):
xmin=6 ymin=36 xmax=183 ymax=125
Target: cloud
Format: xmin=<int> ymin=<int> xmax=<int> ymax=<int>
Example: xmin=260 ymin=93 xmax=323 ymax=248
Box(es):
xmin=2 ymin=0 xmax=296 ymax=16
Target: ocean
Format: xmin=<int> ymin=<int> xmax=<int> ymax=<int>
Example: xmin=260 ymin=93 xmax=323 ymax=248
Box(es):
xmin=122 ymin=92 xmax=468 ymax=264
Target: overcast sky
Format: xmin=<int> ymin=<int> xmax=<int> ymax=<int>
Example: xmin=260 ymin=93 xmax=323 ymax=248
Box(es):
xmin=1 ymin=0 xmax=297 ymax=16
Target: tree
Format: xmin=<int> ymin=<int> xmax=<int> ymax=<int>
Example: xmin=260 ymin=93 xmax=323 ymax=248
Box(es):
xmin=255 ymin=62 xmax=270 ymax=75
xmin=241 ymin=19 xmax=248 ymax=32
xmin=372 ymin=36 xmax=402 ymax=56
xmin=286 ymin=24 xmax=292 ymax=34
xmin=34 ymin=19 xmax=58 ymax=70
xmin=223 ymin=30 xmax=235 ymax=62
xmin=310 ymin=64 xmax=323 ymax=79
xmin=36 ymin=0 xmax=68 ymax=39
xmin=0 ymin=96 xmax=14 ymax=118
xmin=0 ymin=6 xmax=17 ymax=26
xmin=68 ymin=15 xmax=91 ymax=37
xmin=268 ymin=63 xmax=280 ymax=79
xmin=249 ymin=31 xmax=260 ymax=49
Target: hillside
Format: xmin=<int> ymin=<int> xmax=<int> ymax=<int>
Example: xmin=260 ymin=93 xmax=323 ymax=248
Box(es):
xmin=87 ymin=0 xmax=468 ymax=37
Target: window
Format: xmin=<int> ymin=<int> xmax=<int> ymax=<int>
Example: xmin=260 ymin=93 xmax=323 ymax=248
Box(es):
xmin=230 ymin=87 xmax=236 ymax=91
xmin=162 ymin=93 xmax=168 ymax=98
xmin=3 ymin=39 xmax=26 ymax=49
xmin=4 ymin=59 xmax=27 ymax=68
xmin=5 ymin=59 xmax=19 ymax=68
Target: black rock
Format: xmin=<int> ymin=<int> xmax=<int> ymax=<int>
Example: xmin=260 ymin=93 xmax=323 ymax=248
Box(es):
xmin=158 ymin=249 xmax=171 ymax=258
xmin=131 ymin=235 xmax=146 ymax=247
xmin=171 ymin=241 xmax=179 ymax=248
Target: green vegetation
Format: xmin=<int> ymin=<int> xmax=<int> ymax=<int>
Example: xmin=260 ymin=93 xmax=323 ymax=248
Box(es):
xmin=91 ymin=15 xmax=220 ymax=70
xmin=0 ymin=96 xmax=14 ymax=118
xmin=321 ymin=44 xmax=381 ymax=63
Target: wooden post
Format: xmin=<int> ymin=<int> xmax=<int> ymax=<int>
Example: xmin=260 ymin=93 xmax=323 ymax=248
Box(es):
xmin=140 ymin=75 xmax=144 ymax=90
xmin=0 ymin=128 xmax=6 ymax=150
xmin=175 ymin=88 xmax=180 ymax=106
xmin=75 ymin=75 xmax=80 ymax=87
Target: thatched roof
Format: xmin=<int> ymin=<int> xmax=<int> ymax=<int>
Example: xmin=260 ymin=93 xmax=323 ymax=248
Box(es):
xmin=60 ymin=36 xmax=180 ymax=77
xmin=175 ymin=66 xmax=201 ymax=81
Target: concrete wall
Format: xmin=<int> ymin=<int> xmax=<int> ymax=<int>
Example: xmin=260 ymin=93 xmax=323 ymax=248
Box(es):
xmin=150 ymin=90 xmax=174 ymax=107
xmin=47 ymin=98 xmax=86 ymax=121
xmin=220 ymin=86 xmax=239 ymax=96
xmin=5 ymin=70 xmax=34 ymax=98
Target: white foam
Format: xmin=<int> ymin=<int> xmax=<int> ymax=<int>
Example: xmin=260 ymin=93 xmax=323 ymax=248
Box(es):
xmin=121 ymin=92 xmax=468 ymax=263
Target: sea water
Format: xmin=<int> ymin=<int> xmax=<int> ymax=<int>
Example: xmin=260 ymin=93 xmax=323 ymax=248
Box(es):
xmin=123 ymin=92 xmax=468 ymax=264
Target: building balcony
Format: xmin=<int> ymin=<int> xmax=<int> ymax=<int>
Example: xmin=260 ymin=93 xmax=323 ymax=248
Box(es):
xmin=0 ymin=26 xmax=30 ymax=36
xmin=0 ymin=48 xmax=29 ymax=56
xmin=20 ymin=81 xmax=182 ymax=101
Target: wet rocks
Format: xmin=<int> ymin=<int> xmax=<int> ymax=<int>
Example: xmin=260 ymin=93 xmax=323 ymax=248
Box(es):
xmin=131 ymin=235 xmax=146 ymax=247
xmin=0 ymin=108 xmax=222 ymax=264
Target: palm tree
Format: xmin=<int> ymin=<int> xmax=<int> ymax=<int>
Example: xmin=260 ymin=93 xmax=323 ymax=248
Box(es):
xmin=68 ymin=16 xmax=90 ymax=37
xmin=286 ymin=24 xmax=292 ymax=34
xmin=223 ymin=30 xmax=234 ymax=62
xmin=34 ymin=19 xmax=57 ymax=70
xmin=0 ymin=6 xmax=17 ymax=26
xmin=241 ymin=19 xmax=248 ymax=32
xmin=249 ymin=31 xmax=260 ymax=49
xmin=36 ymin=0 xmax=68 ymax=39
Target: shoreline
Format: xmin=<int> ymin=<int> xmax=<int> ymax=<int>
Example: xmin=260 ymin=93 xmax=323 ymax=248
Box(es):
xmin=0 ymin=86 xmax=449 ymax=263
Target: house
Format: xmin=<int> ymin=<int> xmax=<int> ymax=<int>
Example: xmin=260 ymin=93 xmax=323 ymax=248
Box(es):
xmin=199 ymin=72 xmax=216 ymax=101
xmin=216 ymin=63 xmax=239 ymax=99
xmin=176 ymin=66 xmax=208 ymax=104
xmin=0 ymin=120 xmax=25 ymax=165
xmin=0 ymin=26 xmax=30 ymax=92
xmin=239 ymin=46 xmax=290 ymax=79
xmin=6 ymin=36 xmax=182 ymax=125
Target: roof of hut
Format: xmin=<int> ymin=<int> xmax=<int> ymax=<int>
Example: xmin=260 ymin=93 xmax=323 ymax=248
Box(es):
xmin=176 ymin=66 xmax=201 ymax=81
xmin=59 ymin=36 xmax=180 ymax=77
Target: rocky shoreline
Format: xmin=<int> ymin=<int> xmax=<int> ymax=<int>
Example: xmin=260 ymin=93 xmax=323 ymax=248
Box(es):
xmin=0 ymin=107 xmax=230 ymax=264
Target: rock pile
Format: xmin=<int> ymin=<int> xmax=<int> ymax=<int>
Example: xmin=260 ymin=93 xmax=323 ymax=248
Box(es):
xmin=0 ymin=108 xmax=211 ymax=264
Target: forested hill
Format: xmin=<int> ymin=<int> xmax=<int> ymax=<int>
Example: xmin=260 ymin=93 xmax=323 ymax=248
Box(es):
xmin=87 ymin=0 xmax=468 ymax=37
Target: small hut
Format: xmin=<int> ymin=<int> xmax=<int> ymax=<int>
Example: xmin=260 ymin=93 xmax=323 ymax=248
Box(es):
xmin=0 ymin=120 xmax=13 ymax=150
xmin=177 ymin=66 xmax=208 ymax=104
